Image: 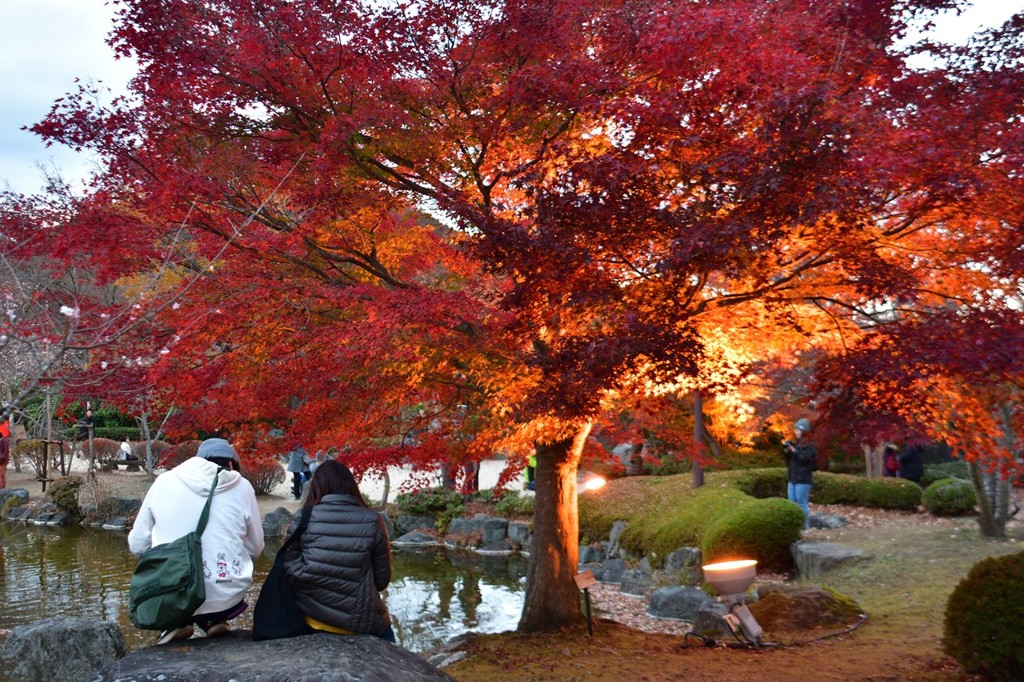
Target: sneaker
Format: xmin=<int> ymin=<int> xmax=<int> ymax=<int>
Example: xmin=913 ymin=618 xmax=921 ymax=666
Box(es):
xmin=204 ymin=621 xmax=231 ymax=638
xmin=156 ymin=625 xmax=194 ymax=645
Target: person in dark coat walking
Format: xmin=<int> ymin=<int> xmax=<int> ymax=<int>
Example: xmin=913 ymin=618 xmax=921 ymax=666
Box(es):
xmin=282 ymin=460 xmax=395 ymax=642
xmin=285 ymin=447 xmax=311 ymax=500
xmin=898 ymin=442 xmax=925 ymax=486
xmin=783 ymin=418 xmax=818 ymax=529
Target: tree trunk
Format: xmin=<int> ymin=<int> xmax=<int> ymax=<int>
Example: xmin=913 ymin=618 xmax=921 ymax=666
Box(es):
xmin=862 ymin=442 xmax=884 ymax=478
xmin=968 ymin=460 xmax=1008 ymax=539
xmin=380 ymin=469 xmax=391 ymax=507
xmin=137 ymin=410 xmax=156 ymax=482
xmin=518 ymin=422 xmax=592 ymax=633
xmin=5 ymin=389 xmax=20 ymax=473
xmin=692 ymin=391 xmax=705 ymax=488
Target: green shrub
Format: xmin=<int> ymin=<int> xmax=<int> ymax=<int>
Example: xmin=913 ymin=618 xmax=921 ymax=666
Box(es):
xmin=395 ymin=486 xmax=465 ymax=516
xmin=700 ymin=497 xmax=805 ymax=573
xmin=921 ymin=461 xmax=968 ymax=488
xmin=944 ymin=551 xmax=1024 ymax=680
xmin=813 ymin=472 xmax=921 ymax=510
xmin=494 ymin=490 xmax=534 ymax=517
xmin=47 ymin=476 xmax=85 ymax=519
xmin=922 ymin=478 xmax=976 ymax=516
xmin=94 ymin=426 xmax=141 ymax=442
xmin=856 ymin=477 xmax=923 ymax=510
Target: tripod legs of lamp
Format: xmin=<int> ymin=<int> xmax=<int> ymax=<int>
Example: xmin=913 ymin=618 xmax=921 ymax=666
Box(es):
xmin=721 ymin=601 xmax=763 ymax=646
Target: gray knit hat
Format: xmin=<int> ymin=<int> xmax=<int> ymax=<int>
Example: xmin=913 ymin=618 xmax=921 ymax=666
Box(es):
xmin=196 ymin=438 xmax=240 ymax=464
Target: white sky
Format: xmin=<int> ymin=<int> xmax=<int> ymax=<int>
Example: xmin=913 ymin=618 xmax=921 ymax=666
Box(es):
xmin=0 ymin=0 xmax=1021 ymax=196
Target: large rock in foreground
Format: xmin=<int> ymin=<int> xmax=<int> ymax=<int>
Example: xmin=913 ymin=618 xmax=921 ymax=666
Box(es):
xmin=0 ymin=616 xmax=127 ymax=682
xmin=97 ymin=631 xmax=455 ymax=682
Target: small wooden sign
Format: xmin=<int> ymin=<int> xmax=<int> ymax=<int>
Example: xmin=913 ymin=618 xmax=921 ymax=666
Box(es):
xmin=574 ymin=569 xmax=597 ymax=590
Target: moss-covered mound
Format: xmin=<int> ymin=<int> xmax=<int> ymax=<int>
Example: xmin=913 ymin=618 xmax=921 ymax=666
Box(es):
xmin=944 ymin=551 xmax=1024 ymax=681
xmin=749 ymin=584 xmax=862 ymax=631
xmin=578 ymin=474 xmax=748 ymax=561
xmin=921 ymin=478 xmax=976 ymax=516
xmin=579 ymin=469 xmax=921 ymax=570
xmin=700 ymin=497 xmax=805 ymax=572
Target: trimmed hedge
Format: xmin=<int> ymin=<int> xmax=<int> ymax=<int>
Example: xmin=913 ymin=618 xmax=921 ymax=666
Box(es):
xmin=94 ymin=426 xmax=141 ymax=442
xmin=922 ymin=478 xmax=976 ymax=516
xmin=713 ymin=468 xmax=921 ymax=510
xmin=944 ymin=551 xmax=1024 ymax=680
xmin=700 ymin=497 xmax=805 ymax=572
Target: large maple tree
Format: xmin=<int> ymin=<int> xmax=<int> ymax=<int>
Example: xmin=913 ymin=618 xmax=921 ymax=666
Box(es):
xmin=21 ymin=0 xmax=1024 ymax=631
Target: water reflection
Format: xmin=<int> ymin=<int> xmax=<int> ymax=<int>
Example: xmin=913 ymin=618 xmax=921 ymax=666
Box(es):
xmin=387 ymin=548 xmax=527 ymax=651
xmin=0 ymin=522 xmax=525 ymax=653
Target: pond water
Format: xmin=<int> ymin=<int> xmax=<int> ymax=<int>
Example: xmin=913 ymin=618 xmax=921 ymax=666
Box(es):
xmin=0 ymin=522 xmax=526 ymax=653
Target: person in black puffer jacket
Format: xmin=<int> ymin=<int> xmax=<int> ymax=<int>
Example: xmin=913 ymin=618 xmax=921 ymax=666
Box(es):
xmin=282 ymin=459 xmax=395 ymax=642
xmin=783 ymin=418 xmax=818 ymax=530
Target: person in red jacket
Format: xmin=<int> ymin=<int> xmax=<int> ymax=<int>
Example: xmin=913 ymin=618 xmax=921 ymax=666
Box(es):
xmin=0 ymin=419 xmax=10 ymax=489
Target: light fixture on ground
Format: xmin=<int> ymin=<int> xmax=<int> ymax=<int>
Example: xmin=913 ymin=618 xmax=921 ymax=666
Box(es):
xmin=701 ymin=559 xmax=763 ymax=646
xmin=578 ymin=471 xmax=606 ymax=492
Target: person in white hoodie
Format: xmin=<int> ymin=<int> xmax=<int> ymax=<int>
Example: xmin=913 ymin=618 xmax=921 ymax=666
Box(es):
xmin=128 ymin=438 xmax=265 ymax=645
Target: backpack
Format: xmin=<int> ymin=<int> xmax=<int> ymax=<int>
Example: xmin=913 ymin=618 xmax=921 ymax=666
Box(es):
xmin=885 ymin=452 xmax=901 ymax=473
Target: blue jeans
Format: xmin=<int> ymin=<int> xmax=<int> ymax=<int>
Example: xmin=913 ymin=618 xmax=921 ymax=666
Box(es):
xmin=788 ymin=482 xmax=812 ymax=529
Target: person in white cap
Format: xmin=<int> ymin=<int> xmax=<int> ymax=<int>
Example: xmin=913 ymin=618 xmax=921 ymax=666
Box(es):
xmin=128 ymin=437 xmax=265 ymax=644
xmin=782 ymin=418 xmax=818 ymax=529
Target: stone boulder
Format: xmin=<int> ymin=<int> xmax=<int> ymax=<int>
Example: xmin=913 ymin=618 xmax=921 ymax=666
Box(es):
xmin=95 ymin=631 xmax=455 ymax=682
xmin=791 ymin=541 xmax=870 ymax=578
xmin=647 ymin=586 xmax=714 ymax=621
xmin=597 ymin=558 xmax=627 ymax=583
xmin=506 ymin=521 xmax=530 ymax=548
xmin=263 ymin=506 xmax=294 ymax=538
xmin=447 ymin=516 xmax=486 ymax=535
xmin=0 ymin=487 xmax=29 ymax=509
xmin=690 ymin=602 xmax=731 ymax=641
xmin=664 ymin=546 xmax=701 ymax=572
xmin=748 ymin=584 xmax=862 ymax=631
xmin=620 ymin=569 xmax=653 ymax=596
xmin=392 ymin=530 xmax=442 ymax=547
xmin=578 ymin=543 xmax=606 ymax=565
xmin=481 ymin=517 xmax=508 ymax=544
xmin=395 ymin=514 xmax=437 ymax=536
xmin=809 ymin=512 xmax=847 ymax=530
xmin=606 ymin=520 xmax=628 ymax=559
xmin=0 ymin=616 xmax=127 ymax=682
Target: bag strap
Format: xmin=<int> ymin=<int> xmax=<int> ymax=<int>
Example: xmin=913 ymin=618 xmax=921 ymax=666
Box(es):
xmin=195 ymin=469 xmax=220 ymax=537
xmin=280 ymin=506 xmax=313 ymax=553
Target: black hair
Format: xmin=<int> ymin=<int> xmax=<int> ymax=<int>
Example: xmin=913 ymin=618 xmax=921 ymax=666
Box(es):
xmin=205 ymin=456 xmax=240 ymax=473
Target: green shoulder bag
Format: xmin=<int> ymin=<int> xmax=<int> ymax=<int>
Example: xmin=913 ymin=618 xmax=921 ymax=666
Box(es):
xmin=128 ymin=470 xmax=219 ymax=630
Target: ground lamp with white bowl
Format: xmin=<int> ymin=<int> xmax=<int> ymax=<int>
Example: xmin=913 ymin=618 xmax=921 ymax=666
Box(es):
xmin=701 ymin=559 xmax=764 ymax=646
